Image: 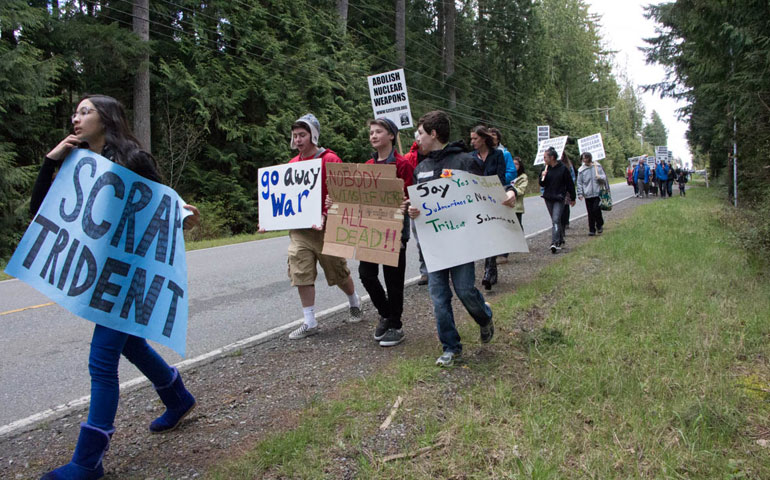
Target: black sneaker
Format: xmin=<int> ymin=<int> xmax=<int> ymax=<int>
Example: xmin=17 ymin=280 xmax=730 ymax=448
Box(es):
xmin=373 ymin=317 xmax=389 ymax=341
xmin=379 ymin=328 xmax=404 ymax=347
xmin=588 ymin=231 xmax=596 ymax=236
xmin=597 ymin=227 xmax=603 ymax=234
xmin=550 ymin=244 xmax=557 ymax=253
xmin=480 ymin=319 xmax=495 ymax=343
xmin=417 ymin=274 xmax=429 ymax=285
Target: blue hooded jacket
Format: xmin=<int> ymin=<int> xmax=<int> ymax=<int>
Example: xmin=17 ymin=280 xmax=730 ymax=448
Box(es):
xmin=634 ymin=163 xmax=650 ymax=183
xmin=655 ymin=162 xmax=669 ymax=182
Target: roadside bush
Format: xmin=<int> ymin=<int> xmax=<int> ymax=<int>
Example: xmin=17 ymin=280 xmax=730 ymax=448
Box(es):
xmin=183 ymin=199 xmax=229 ymax=242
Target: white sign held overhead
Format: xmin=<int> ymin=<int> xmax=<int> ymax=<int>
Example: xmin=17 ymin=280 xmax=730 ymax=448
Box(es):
xmin=367 ymin=69 xmax=413 ymax=129
xmin=533 ymin=136 xmax=568 ymax=165
xmin=577 ymin=133 xmax=606 ymax=161
xmin=537 ymin=125 xmax=550 ymax=144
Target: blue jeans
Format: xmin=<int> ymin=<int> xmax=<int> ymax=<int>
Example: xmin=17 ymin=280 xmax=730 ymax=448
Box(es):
xmin=88 ymin=324 xmax=174 ymax=430
xmin=428 ymin=262 xmax=492 ymax=354
xmin=544 ymin=199 xmax=565 ymax=246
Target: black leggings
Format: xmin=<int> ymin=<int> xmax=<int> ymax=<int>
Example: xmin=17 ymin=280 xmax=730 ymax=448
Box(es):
xmin=358 ymin=244 xmax=407 ymax=329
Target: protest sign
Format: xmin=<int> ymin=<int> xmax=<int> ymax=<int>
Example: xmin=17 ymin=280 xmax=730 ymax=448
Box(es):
xmin=258 ymin=159 xmax=323 ymax=231
xmin=323 ymin=163 xmax=405 ymax=267
xmin=533 ymin=136 xmax=568 ymax=165
xmin=407 ymin=171 xmax=528 ymax=272
xmin=577 ymin=133 xmax=606 ymax=161
xmin=368 ymin=69 xmax=413 ymax=129
xmin=4 ymin=149 xmax=192 ymax=356
xmin=655 ymin=146 xmax=669 ymax=163
xmin=537 ymin=125 xmax=550 ymax=145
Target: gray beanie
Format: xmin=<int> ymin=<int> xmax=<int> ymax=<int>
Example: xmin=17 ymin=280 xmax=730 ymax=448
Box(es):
xmin=290 ymin=113 xmax=321 ymax=149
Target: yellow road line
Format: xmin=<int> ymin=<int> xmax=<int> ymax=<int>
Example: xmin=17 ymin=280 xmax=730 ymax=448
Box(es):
xmin=0 ymin=302 xmax=55 ymax=316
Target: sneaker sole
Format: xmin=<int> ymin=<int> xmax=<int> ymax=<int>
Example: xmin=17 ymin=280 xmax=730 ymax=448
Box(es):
xmin=380 ymin=337 xmax=405 ymax=347
xmin=289 ymin=328 xmax=319 ymax=340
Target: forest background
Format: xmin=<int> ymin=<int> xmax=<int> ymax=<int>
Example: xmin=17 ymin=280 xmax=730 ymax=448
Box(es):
xmin=1 ymin=0 xmax=767 ymax=261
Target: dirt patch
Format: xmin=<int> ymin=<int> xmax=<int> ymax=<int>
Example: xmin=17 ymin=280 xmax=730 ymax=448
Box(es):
xmin=0 ymin=197 xmax=649 ymax=479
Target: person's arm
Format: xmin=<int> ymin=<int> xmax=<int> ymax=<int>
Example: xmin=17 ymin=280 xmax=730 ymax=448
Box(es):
xmin=566 ymin=168 xmax=576 ymax=205
xmin=576 ymin=170 xmax=585 ymax=200
xmin=495 ymin=152 xmax=506 ymax=186
xmin=30 ymin=157 xmax=59 ymax=217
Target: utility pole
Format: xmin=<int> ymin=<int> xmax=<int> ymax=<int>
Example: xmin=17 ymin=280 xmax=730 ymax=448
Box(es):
xmin=133 ymin=0 xmax=151 ymax=151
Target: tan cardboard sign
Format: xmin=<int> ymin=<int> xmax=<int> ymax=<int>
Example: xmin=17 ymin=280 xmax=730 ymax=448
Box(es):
xmin=323 ymin=163 xmax=404 ymax=266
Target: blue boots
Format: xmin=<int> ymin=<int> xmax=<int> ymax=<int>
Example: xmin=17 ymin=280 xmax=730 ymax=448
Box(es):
xmin=40 ymin=423 xmax=113 ymax=480
xmin=149 ymin=366 xmax=196 ymax=433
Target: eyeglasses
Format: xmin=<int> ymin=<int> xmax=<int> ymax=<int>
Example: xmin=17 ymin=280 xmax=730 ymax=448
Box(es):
xmin=71 ymin=106 xmax=97 ymax=122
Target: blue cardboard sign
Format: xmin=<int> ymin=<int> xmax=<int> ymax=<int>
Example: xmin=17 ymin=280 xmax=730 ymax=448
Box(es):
xmin=5 ymin=149 xmax=192 ymax=356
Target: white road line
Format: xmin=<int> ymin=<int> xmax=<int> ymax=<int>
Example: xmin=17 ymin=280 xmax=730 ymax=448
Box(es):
xmin=0 ymin=190 xmax=635 ymax=438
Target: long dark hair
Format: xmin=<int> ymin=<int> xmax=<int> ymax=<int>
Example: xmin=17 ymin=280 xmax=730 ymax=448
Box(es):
xmin=471 ymin=125 xmax=495 ymax=151
xmin=513 ymin=156 xmax=525 ymax=175
xmin=82 ymin=94 xmax=160 ymax=181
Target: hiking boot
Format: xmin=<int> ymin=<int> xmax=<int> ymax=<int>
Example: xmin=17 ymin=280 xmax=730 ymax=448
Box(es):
xmin=379 ymin=328 xmax=405 ymax=347
xmin=418 ymin=274 xmax=429 ymax=285
xmin=289 ymin=323 xmax=319 ymax=339
xmin=435 ymin=351 xmax=461 ymax=367
xmin=345 ymin=305 xmax=363 ymax=324
xmin=373 ymin=317 xmax=389 ymax=341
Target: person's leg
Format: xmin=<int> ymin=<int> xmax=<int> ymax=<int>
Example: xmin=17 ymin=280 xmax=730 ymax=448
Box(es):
xmin=561 ymin=202 xmax=571 ymax=230
xmin=428 ymin=268 xmax=461 ymax=353
xmin=359 ymin=260 xmax=389 ymax=320
xmin=87 ymin=325 xmax=129 ymax=430
xmin=551 ymin=200 xmax=565 ymax=246
xmin=123 ymin=336 xmax=194 ymax=433
xmin=516 ymin=212 xmax=523 ymax=231
xmin=593 ymin=197 xmax=604 ymax=231
xmin=382 ymin=244 xmax=407 ymax=330
xmin=451 ymin=263 xmax=492 ymax=324
xmin=585 ymin=198 xmax=596 ymax=233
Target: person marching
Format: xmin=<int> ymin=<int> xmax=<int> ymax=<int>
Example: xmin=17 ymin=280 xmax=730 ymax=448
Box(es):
xmin=488 ymin=127 xmax=517 ymax=264
xmin=559 ymin=152 xmax=577 ymax=234
xmin=34 ymin=95 xmax=200 ymax=480
xmin=263 ymin=113 xmax=362 ymax=340
xmin=655 ymin=160 xmax=669 ymax=198
xmin=470 ymin=125 xmax=507 ymax=290
xmin=634 ymin=160 xmax=650 ymax=198
xmin=676 ymin=167 xmax=688 ymax=196
xmin=576 ymin=152 xmax=607 ymax=236
xmin=510 ymin=156 xmax=528 ymax=231
xmin=407 ymin=111 xmax=516 ymax=367
xmin=359 ymin=118 xmax=415 ymax=347
xmin=539 ymin=147 xmax=576 ymax=253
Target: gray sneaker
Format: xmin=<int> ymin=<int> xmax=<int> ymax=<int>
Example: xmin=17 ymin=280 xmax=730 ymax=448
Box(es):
xmin=289 ymin=323 xmax=319 ymax=339
xmin=435 ymin=351 xmax=461 ymax=367
xmin=379 ymin=328 xmax=404 ymax=347
xmin=373 ymin=317 xmax=389 ymax=341
xmin=345 ymin=304 xmax=362 ymax=324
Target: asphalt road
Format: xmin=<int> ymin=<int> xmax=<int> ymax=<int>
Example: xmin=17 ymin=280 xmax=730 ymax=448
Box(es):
xmin=0 ymin=182 xmax=634 ymax=427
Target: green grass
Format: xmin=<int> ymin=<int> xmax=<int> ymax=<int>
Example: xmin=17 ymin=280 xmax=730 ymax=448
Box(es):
xmin=184 ymin=230 xmax=288 ymax=251
xmin=208 ymin=187 xmax=770 ymax=479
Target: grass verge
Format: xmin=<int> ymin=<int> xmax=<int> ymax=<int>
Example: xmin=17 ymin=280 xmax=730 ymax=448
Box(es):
xmin=208 ymin=187 xmax=770 ymax=479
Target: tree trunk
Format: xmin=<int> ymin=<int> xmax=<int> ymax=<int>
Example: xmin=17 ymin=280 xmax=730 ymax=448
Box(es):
xmin=443 ymin=0 xmax=456 ymax=110
xmin=336 ymin=0 xmax=349 ymax=32
xmin=133 ymin=0 xmax=151 ymax=151
xmin=395 ymin=0 xmax=406 ymax=68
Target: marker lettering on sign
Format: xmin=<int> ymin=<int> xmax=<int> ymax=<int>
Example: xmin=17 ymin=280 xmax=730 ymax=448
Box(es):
xmin=425 ymin=218 xmax=466 ymax=232
xmin=416 ymin=183 xmax=449 ymax=198
xmin=327 ymin=169 xmax=382 ymax=189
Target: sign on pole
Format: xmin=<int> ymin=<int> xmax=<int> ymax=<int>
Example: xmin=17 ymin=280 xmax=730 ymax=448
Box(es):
xmin=655 ymin=146 xmax=668 ymax=163
xmin=4 ymin=149 xmax=193 ymax=356
xmin=407 ymin=171 xmax=528 ymax=272
xmin=322 ymin=163 xmax=405 ymax=267
xmin=537 ymin=125 xmax=550 ymax=145
xmin=533 ymin=136 xmax=568 ymax=165
xmin=367 ymin=69 xmax=413 ymax=129
xmin=577 ymin=133 xmax=606 ymax=161
xmin=258 ymin=159 xmax=323 ymax=231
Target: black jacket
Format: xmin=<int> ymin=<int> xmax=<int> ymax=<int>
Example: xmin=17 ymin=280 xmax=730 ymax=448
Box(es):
xmin=475 ymin=148 xmax=507 ymax=186
xmin=539 ymin=161 xmax=576 ymax=202
xmin=412 ymin=141 xmax=482 ymax=184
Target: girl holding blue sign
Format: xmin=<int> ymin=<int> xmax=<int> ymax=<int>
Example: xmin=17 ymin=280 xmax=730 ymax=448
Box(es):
xmin=33 ymin=95 xmax=200 ymax=480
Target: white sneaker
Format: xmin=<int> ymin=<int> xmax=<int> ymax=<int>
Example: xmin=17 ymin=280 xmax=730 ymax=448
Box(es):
xmin=345 ymin=304 xmax=363 ymax=324
xmin=289 ymin=323 xmax=319 ymax=339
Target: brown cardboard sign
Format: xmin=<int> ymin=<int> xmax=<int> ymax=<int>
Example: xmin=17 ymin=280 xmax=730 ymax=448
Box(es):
xmin=323 ymin=164 xmax=404 ymax=267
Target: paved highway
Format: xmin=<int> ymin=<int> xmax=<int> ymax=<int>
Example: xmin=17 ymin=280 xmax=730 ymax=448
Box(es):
xmin=0 ymin=182 xmax=634 ymax=427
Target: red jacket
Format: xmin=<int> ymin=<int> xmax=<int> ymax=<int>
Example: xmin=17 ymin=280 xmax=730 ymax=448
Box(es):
xmin=290 ymin=147 xmax=341 ymax=215
xmin=402 ymin=141 xmax=420 ymax=169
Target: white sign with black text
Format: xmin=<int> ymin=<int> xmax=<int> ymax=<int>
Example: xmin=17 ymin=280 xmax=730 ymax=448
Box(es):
xmin=533 ymin=136 xmax=568 ymax=165
xmin=367 ymin=69 xmax=413 ymax=129
xmin=577 ymin=133 xmax=606 ymax=161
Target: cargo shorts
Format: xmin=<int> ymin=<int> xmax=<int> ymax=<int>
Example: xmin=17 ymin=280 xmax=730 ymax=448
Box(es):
xmin=287 ymin=228 xmax=350 ymax=287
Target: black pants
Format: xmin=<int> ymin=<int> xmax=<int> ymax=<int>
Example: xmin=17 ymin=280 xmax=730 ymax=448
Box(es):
xmin=358 ymin=243 xmax=407 ymax=329
xmin=585 ymin=196 xmax=604 ymax=233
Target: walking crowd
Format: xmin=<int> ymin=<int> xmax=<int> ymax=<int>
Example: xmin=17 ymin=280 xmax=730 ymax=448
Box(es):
xmin=27 ymin=95 xmax=689 ymax=479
